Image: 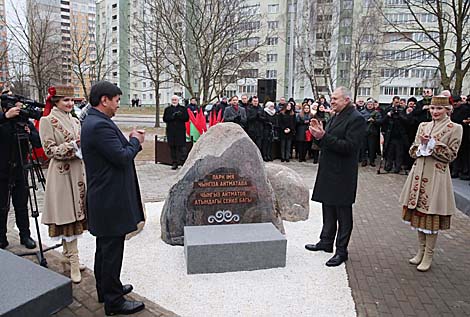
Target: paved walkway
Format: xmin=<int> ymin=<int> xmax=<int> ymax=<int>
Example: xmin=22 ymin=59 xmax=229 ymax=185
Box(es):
xmin=349 ymin=166 xmax=470 ymax=317
xmin=3 ymin=160 xmax=470 ymax=316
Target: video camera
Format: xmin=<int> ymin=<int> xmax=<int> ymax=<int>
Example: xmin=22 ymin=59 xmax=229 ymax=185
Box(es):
xmin=1 ymin=94 xmax=45 ymax=122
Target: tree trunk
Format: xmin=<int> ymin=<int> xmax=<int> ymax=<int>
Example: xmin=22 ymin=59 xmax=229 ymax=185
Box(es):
xmin=154 ymin=84 xmax=161 ymax=128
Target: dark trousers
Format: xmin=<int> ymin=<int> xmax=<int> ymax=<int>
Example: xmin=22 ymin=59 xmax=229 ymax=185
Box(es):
xmin=360 ymin=133 xmax=379 ymax=163
xmin=385 ymin=139 xmax=405 ymax=172
xmin=95 ymin=236 xmax=125 ymax=307
xmin=0 ymin=177 xmax=31 ymax=240
xmin=296 ymin=141 xmax=311 ymax=161
xmin=249 ymin=134 xmax=263 ymax=153
xmin=280 ymin=136 xmax=292 ymax=160
xmin=319 ymin=204 xmax=353 ymax=257
xmin=262 ymin=137 xmax=273 ymax=160
xmin=169 ymin=144 xmax=187 ymax=165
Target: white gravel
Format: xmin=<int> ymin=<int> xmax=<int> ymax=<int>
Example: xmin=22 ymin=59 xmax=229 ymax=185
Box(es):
xmin=30 ymin=198 xmax=356 ymax=317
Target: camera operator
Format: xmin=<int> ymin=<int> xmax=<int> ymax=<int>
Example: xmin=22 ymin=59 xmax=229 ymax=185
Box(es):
xmin=381 ymin=95 xmax=409 ymax=173
xmin=0 ymin=102 xmax=41 ymax=249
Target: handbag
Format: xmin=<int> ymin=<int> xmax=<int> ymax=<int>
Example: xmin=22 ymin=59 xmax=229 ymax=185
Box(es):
xmin=305 ymin=129 xmax=313 ymax=142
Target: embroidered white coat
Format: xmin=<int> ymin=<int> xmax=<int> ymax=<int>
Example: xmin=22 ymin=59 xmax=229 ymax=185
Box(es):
xmin=399 ymin=116 xmax=462 ymax=216
xmin=39 ymin=107 xmax=86 ymax=226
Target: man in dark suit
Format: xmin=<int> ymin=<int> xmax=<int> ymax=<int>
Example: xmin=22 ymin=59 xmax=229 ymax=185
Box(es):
xmin=305 ymin=87 xmax=366 ymax=267
xmin=163 ymin=95 xmax=189 ymax=170
xmin=81 ymin=81 xmax=145 ymax=315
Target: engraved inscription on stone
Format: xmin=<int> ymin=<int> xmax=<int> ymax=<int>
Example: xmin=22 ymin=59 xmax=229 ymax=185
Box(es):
xmin=187 ymin=168 xmax=258 ymax=225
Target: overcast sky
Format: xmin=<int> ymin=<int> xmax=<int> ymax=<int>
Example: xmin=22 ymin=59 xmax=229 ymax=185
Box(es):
xmin=5 ymin=0 xmax=26 ymax=25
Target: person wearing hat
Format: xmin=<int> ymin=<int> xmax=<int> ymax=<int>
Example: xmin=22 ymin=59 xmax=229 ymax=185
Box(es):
xmin=399 ymin=95 xmax=463 ymax=272
xmin=39 ymin=85 xmax=87 ymax=283
xmin=81 ymin=81 xmax=145 ymax=315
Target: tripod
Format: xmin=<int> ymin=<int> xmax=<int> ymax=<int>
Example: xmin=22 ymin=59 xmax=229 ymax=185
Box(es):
xmin=5 ymin=121 xmax=61 ymax=267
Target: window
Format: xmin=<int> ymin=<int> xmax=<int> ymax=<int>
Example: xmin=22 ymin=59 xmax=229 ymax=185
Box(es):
xmin=143 ymin=94 xmax=146 ymax=100
xmin=244 ymin=52 xmax=260 ymax=62
xmin=267 ymin=21 xmax=279 ymax=30
xmin=239 ymin=69 xmax=259 ymax=78
xmin=316 ymin=32 xmax=331 ymax=40
xmin=241 ymin=4 xmax=260 ymax=15
xmin=357 ymin=87 xmax=371 ymax=96
xmin=143 ymin=82 xmax=146 ymax=88
xmin=267 ymin=37 xmax=278 ymax=45
xmin=112 ymin=71 xmax=117 ymax=77
xmin=380 ymin=86 xmax=409 ymax=95
xmin=266 ymin=70 xmax=277 ymax=78
xmin=238 ymin=85 xmax=257 ymax=93
xmin=112 ymin=3 xmax=117 ymax=9
xmin=341 ymin=35 xmax=351 ymax=44
xmin=112 ymin=15 xmax=117 ymax=20
xmin=317 ymin=15 xmax=332 ymax=22
xmin=339 ymin=52 xmax=351 ymax=62
xmin=360 ymin=70 xmax=372 ymax=78
xmin=339 ymin=70 xmax=349 ymax=79
xmin=268 ymin=4 xmax=279 ymax=13
xmin=267 ymin=53 xmax=278 ymax=62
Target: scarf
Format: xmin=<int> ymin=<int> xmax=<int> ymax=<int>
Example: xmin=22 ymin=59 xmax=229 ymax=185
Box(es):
xmin=264 ymin=107 xmax=276 ymax=116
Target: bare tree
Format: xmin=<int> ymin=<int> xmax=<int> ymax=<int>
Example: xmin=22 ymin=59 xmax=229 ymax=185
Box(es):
xmin=349 ymin=4 xmax=382 ymax=102
xmin=8 ymin=49 xmax=31 ymax=97
xmin=294 ymin=0 xmax=339 ymax=99
xmin=128 ymin=1 xmax=174 ymax=127
xmin=150 ymin=0 xmax=266 ymax=105
xmin=6 ymin=0 xmax=62 ymax=101
xmin=377 ymin=0 xmax=470 ymax=94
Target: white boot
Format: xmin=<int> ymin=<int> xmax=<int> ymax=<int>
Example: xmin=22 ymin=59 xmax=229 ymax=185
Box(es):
xmin=417 ymin=233 xmax=438 ymax=272
xmin=64 ymin=239 xmax=82 ymax=283
xmin=409 ymin=231 xmax=426 ymax=265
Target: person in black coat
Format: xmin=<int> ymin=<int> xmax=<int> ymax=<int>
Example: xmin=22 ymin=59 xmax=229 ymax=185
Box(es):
xmin=0 ymin=103 xmax=41 ymax=250
xmin=246 ymin=96 xmax=265 ymax=152
xmin=305 ymin=87 xmax=366 ymax=267
xmin=359 ymin=100 xmax=382 ymax=167
xmin=381 ymin=96 xmax=409 ymax=173
xmin=278 ymin=102 xmax=296 ymax=162
xmin=261 ymin=101 xmax=278 ymax=161
xmin=450 ymin=96 xmax=470 ymax=179
xmin=81 ymin=81 xmax=145 ymax=316
xmin=163 ymin=95 xmax=190 ymax=170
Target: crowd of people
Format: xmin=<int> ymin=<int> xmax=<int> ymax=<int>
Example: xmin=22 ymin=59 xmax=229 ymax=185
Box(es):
xmin=0 ymin=81 xmax=467 ymax=316
xmin=187 ymin=89 xmax=469 ymax=177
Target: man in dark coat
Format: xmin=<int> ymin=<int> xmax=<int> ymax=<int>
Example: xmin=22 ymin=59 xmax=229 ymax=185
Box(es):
xmin=0 ymin=104 xmax=40 ymax=249
xmin=223 ymin=95 xmax=247 ymax=128
xmin=305 ymin=87 xmax=366 ymax=267
xmin=163 ymin=95 xmax=190 ymax=170
xmin=381 ymin=96 xmax=409 ymax=173
xmin=81 ymin=81 xmax=145 ymax=316
xmin=246 ymin=96 xmax=264 ymax=152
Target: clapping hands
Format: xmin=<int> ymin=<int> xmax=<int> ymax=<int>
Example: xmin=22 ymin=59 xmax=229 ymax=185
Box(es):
xmin=309 ymin=118 xmax=325 ymax=140
xmin=129 ymin=128 xmax=145 ymax=144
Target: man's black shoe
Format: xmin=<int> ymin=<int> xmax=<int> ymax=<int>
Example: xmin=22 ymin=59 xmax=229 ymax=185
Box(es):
xmin=326 ymin=254 xmax=348 ymax=267
xmin=361 ymin=160 xmax=367 ymax=167
xmin=370 ymin=162 xmax=376 ymax=167
xmin=20 ymin=236 xmax=36 ymax=249
xmin=0 ymin=239 xmax=8 ymax=249
xmin=105 ymin=300 xmax=145 ymax=316
xmin=171 ymin=163 xmax=178 ymax=170
xmin=305 ymin=243 xmax=333 ymax=253
xmin=98 ymin=284 xmax=134 ymax=303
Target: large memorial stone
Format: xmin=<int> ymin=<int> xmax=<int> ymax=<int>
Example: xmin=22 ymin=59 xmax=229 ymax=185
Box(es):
xmin=161 ymin=123 xmax=284 ymax=245
xmin=265 ymin=163 xmax=310 ymax=222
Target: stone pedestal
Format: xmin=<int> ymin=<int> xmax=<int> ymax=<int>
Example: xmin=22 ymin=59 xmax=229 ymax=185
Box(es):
xmin=184 ymin=223 xmax=287 ymax=274
xmin=0 ymin=250 xmax=72 ymax=316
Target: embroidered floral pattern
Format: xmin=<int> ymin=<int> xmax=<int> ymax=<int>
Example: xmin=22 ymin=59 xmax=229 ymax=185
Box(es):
xmin=57 ymin=163 xmax=71 ymax=174
xmin=435 ymin=162 xmax=446 ymax=173
xmin=416 ymin=178 xmax=429 ymax=211
xmin=77 ymin=181 xmax=86 ymax=218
